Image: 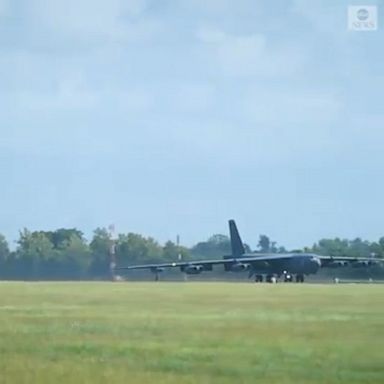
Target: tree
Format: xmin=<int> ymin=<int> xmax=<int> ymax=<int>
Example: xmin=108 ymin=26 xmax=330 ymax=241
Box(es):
xmin=0 ymin=234 xmax=10 ymax=278
xmin=312 ymin=238 xmax=349 ymax=256
xmin=55 ymin=233 xmax=91 ymax=279
xmin=258 ymin=235 xmax=270 ymax=253
xmin=379 ymin=237 xmax=384 ymax=251
xmin=191 ymin=234 xmax=231 ymax=259
xmin=368 ymin=242 xmax=382 ymax=258
xmin=117 ymin=233 xmax=163 ymax=265
xmin=45 ymin=228 xmax=84 ymax=249
xmin=15 ymin=229 xmax=54 ymax=279
xmin=13 ymin=228 xmax=90 ymax=280
xmin=348 ymin=238 xmax=371 ymax=258
xmin=89 ymin=228 xmax=113 ymax=278
xmin=0 ymin=234 xmax=9 ymax=263
xmin=162 ymin=241 xmax=190 ymax=262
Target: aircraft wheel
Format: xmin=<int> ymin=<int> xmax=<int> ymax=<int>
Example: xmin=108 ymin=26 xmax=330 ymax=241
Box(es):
xmin=284 ymin=274 xmax=293 ymax=282
xmin=266 ymin=274 xmax=274 ymax=283
xmin=295 ymin=274 xmax=304 ymax=283
xmin=255 ymin=274 xmax=263 ymax=283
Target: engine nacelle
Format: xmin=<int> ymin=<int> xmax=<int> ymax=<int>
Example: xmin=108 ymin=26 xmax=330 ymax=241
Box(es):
xmin=230 ymin=263 xmax=251 ymax=272
xmin=328 ymin=261 xmax=349 ymax=268
xmin=352 ymin=260 xmax=370 ymax=268
xmin=182 ymin=265 xmax=204 ymax=275
xmin=150 ymin=267 xmax=164 ymax=273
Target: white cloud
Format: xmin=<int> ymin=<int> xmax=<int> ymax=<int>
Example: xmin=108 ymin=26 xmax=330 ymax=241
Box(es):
xmin=196 ymin=26 xmax=227 ymax=43
xmin=217 ymin=34 xmax=267 ymax=76
xmin=196 ymin=27 xmax=305 ymax=77
xmin=291 ymin=0 xmax=348 ymax=35
xmin=236 ymin=87 xmax=344 ymax=157
xmin=170 ymin=83 xmax=216 ymax=112
xmin=17 ymin=86 xmax=98 ymax=111
xmin=113 ymin=88 xmax=154 ymax=112
xmin=160 ymin=86 xmax=344 ymax=166
xmin=6 ymin=85 xmax=156 ymax=115
xmin=1 ymin=64 xmax=97 ymax=110
xmin=243 ymin=88 xmax=342 ymax=125
xmin=179 ymin=0 xmax=263 ymax=17
xmin=25 ymin=0 xmax=160 ymax=45
xmin=0 ymin=0 xmax=382 ymax=249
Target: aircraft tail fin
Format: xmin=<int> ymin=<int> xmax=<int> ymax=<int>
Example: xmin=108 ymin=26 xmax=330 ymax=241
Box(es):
xmin=229 ymin=220 xmax=245 ymax=257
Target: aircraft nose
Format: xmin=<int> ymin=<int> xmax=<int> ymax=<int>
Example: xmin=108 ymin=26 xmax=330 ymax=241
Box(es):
xmin=311 ymin=256 xmax=322 ymax=272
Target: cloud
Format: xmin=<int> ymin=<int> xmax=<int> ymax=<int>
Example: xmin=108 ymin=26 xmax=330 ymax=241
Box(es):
xmin=0 ymin=0 xmax=383 ymax=249
xmin=235 ymin=87 xmax=344 ymax=157
xmin=166 ymin=82 xmax=216 ymax=112
xmin=195 ymin=26 xmax=227 ymax=44
xmin=292 ymin=0 xmax=337 ymax=28
xmin=19 ymin=0 xmax=161 ymax=49
xmin=196 ymin=26 xmax=305 ymax=77
xmin=16 ymin=86 xmax=98 ymax=111
xmin=178 ymin=0 xmax=264 ymax=18
xmin=243 ymin=88 xmax=342 ymax=124
xmin=217 ymin=34 xmax=267 ymax=76
xmin=160 ymin=85 xmax=344 ymax=167
xmin=291 ymin=0 xmax=355 ymax=36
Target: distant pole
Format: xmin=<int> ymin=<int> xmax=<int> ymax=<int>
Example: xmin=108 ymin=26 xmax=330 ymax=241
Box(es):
xmin=177 ymin=234 xmax=182 ymax=261
xmin=108 ymin=224 xmax=117 ymax=281
xmin=177 ymin=234 xmax=186 ymax=281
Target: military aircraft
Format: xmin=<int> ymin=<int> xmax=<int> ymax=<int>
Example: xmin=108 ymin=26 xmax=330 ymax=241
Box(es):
xmin=116 ymin=220 xmax=382 ymax=282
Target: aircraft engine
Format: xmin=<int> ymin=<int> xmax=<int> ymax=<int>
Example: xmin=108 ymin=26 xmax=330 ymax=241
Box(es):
xmin=328 ymin=261 xmax=349 ymax=268
xmin=182 ymin=265 xmax=204 ymax=274
xmin=352 ymin=260 xmax=371 ymax=268
xmin=150 ymin=267 xmax=164 ymax=273
xmin=230 ymin=263 xmax=251 ymax=272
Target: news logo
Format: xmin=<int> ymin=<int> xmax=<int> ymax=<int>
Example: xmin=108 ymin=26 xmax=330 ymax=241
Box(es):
xmin=348 ymin=6 xmax=378 ymax=31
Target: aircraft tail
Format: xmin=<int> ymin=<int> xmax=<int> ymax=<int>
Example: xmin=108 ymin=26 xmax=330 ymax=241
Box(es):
xmin=229 ymin=220 xmax=245 ymax=257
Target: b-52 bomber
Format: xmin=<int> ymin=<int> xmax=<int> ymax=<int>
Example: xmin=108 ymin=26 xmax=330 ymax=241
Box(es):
xmin=116 ymin=220 xmax=382 ymax=282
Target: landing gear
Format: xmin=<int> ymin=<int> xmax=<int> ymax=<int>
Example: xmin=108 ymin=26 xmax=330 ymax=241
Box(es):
xmin=150 ymin=267 xmax=164 ymax=281
xmin=284 ymin=274 xmax=293 ymax=282
xmin=295 ymin=274 xmax=304 ymax=283
xmin=255 ymin=274 xmax=263 ymax=282
xmin=266 ymin=275 xmax=277 ymax=283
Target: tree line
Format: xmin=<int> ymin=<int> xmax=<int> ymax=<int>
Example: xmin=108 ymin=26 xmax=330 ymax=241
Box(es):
xmin=0 ymin=228 xmax=383 ymax=280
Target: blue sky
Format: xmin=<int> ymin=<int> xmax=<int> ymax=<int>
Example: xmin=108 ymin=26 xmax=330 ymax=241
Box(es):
xmin=1 ymin=0 xmax=383 ymax=249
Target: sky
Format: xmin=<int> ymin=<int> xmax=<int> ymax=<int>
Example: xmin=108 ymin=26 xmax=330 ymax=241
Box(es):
xmin=1 ymin=0 xmax=384 ymax=250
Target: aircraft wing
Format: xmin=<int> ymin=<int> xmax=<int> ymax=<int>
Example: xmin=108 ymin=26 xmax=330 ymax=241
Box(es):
xmin=115 ymin=259 xmax=226 ymax=271
xmin=318 ymin=255 xmax=383 ymax=266
xmin=244 ymin=254 xmax=382 ymax=266
xmin=116 ymin=253 xmax=383 ymax=271
xmin=115 ymin=254 xmax=295 ymax=271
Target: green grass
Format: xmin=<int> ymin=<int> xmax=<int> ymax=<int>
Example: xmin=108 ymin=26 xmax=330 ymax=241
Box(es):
xmin=0 ymin=282 xmax=383 ymax=384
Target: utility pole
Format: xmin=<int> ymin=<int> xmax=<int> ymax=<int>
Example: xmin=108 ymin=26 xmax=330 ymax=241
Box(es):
xmin=108 ymin=224 xmax=117 ymax=281
xmin=177 ymin=234 xmax=187 ymax=281
xmin=177 ymin=234 xmax=182 ymax=261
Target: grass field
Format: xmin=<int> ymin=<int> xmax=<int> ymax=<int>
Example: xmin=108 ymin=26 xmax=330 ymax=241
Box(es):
xmin=0 ymin=282 xmax=383 ymax=384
